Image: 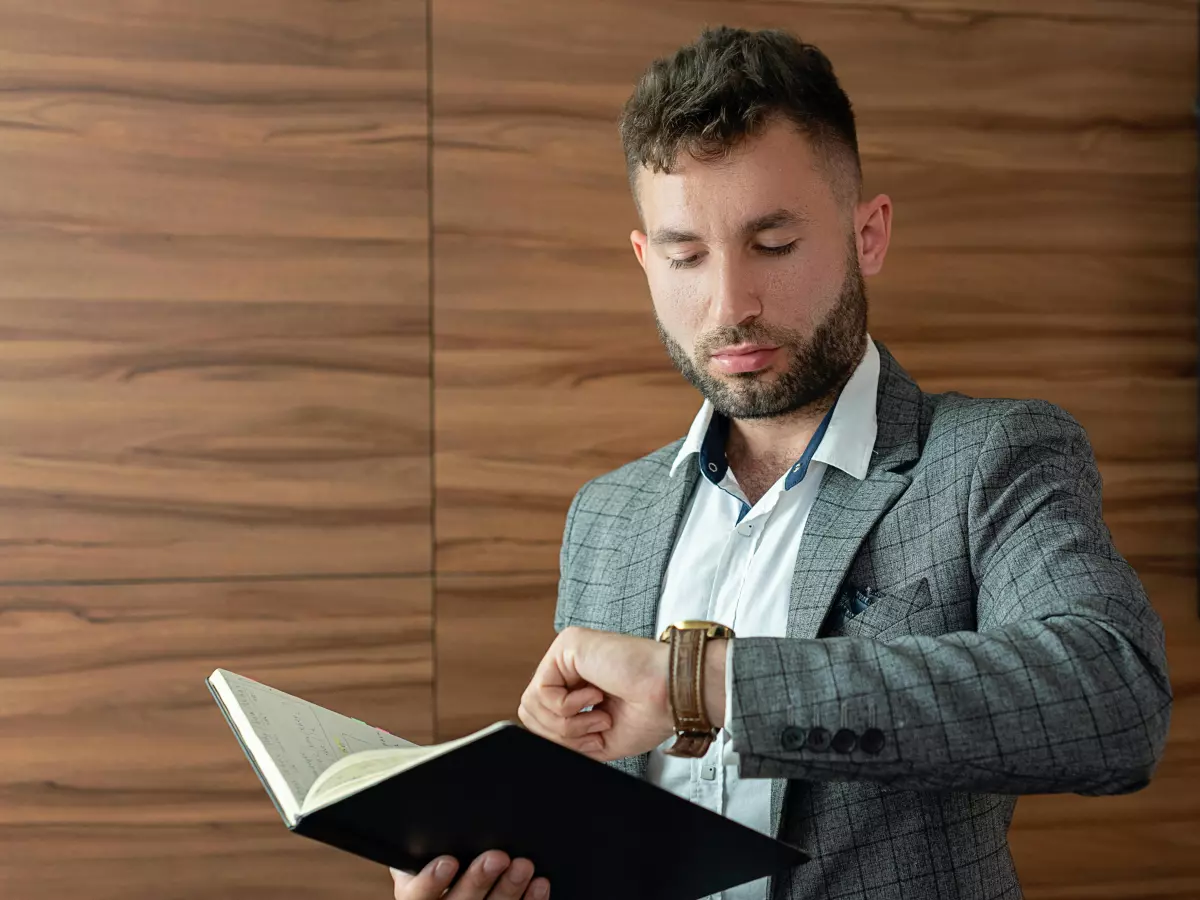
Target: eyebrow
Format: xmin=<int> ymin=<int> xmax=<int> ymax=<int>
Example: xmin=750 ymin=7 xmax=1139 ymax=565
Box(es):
xmin=649 ymin=208 xmax=810 ymax=246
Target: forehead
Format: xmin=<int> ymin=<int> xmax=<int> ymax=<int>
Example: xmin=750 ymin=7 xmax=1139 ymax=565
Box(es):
xmin=634 ymin=121 xmax=838 ymax=230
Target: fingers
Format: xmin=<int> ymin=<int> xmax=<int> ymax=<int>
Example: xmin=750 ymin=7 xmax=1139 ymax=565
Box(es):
xmin=519 ymin=636 xmax=611 ymax=751
xmin=445 ymin=851 xmax=526 ymax=900
xmin=483 ymin=856 xmax=536 ymax=900
xmin=391 ymin=856 xmax=459 ymax=900
xmin=391 ymin=853 xmax=550 ymax=900
xmin=518 ymin=686 xmax=611 ymax=752
xmin=524 ymin=877 xmax=550 ymax=900
xmin=521 ymin=701 xmax=611 ymax=741
xmin=561 ymin=685 xmax=605 ymax=716
xmin=526 ymin=637 xmax=581 ymax=703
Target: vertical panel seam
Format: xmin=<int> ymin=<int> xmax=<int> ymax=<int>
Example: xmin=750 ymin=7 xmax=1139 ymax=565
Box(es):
xmin=426 ymin=0 xmax=438 ymax=739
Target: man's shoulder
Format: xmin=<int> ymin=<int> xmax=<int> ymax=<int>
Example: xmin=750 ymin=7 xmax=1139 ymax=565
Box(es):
xmin=558 ymin=439 xmax=688 ymax=592
xmin=573 ymin=438 xmax=686 ymax=506
xmin=880 ymin=340 xmax=1089 ymax=462
xmin=916 ymin=390 xmax=1091 ymax=479
xmin=922 ymin=391 xmax=1085 ymax=445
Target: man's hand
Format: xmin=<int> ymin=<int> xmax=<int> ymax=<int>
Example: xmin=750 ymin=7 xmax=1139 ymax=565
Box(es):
xmin=517 ymin=626 xmax=727 ymax=761
xmin=390 ymin=851 xmax=548 ymax=900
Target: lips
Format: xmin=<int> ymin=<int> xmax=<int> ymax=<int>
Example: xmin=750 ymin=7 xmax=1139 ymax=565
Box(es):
xmin=710 ymin=344 xmax=779 ymax=374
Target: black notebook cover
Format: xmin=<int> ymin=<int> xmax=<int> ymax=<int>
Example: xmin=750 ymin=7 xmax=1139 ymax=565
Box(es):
xmin=293 ymin=723 xmax=808 ymax=900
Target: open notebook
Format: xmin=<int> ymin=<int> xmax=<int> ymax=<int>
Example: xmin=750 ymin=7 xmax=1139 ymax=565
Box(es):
xmin=207 ymin=668 xmax=501 ymax=824
xmin=208 ymin=668 xmax=808 ymax=900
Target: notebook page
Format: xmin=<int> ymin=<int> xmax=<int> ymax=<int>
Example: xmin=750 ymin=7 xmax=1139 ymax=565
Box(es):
xmin=210 ymin=669 xmax=417 ymax=820
xmin=302 ymin=721 xmax=512 ymax=814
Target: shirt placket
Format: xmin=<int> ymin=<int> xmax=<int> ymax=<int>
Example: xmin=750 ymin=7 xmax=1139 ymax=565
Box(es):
xmin=694 ymin=505 xmax=741 ymax=810
xmin=713 ymin=490 xmax=773 ymax=900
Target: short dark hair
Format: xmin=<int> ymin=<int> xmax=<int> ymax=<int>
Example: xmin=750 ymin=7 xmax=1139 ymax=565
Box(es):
xmin=619 ymin=26 xmax=861 ymax=209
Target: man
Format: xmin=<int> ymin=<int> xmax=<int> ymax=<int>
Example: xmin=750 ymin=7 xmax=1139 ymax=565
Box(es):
xmin=392 ymin=25 xmax=1172 ymax=900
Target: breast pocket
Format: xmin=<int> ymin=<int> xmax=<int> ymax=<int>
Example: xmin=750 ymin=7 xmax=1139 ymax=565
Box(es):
xmin=825 ymin=577 xmax=949 ymax=640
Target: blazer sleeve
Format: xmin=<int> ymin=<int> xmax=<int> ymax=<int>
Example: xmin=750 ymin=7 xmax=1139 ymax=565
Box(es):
xmin=554 ymin=484 xmax=586 ymax=634
xmin=727 ymin=400 xmax=1172 ymax=795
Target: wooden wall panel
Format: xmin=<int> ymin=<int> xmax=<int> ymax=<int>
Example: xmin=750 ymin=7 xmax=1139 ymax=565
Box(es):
xmin=0 ymin=824 xmax=401 ymax=900
xmin=0 ymin=576 xmax=433 ymax=898
xmin=435 ymin=573 xmax=557 ymax=740
xmin=0 ymin=4 xmax=430 ymax=580
xmin=0 ymin=1 xmax=423 ymax=67
xmin=0 ymin=2 xmax=434 ymax=897
xmin=432 ymin=1 xmax=1199 ymax=897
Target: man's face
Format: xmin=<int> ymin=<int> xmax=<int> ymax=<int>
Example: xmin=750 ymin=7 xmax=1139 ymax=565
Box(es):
xmin=630 ymin=120 xmax=873 ymax=420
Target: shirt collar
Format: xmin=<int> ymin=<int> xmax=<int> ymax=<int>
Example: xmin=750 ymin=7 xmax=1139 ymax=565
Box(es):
xmin=811 ymin=335 xmax=879 ymax=480
xmin=670 ymin=334 xmax=880 ymax=485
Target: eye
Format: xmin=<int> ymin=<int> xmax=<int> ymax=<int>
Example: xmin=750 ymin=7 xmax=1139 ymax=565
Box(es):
xmin=757 ymin=241 xmax=797 ymax=257
xmin=668 ymin=254 xmax=702 ymax=270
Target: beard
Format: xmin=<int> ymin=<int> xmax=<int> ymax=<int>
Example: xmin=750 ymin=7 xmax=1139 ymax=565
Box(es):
xmin=655 ymin=244 xmax=869 ymax=420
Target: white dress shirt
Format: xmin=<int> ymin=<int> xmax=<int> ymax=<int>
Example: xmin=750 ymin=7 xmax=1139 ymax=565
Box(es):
xmin=648 ymin=336 xmax=880 ymax=900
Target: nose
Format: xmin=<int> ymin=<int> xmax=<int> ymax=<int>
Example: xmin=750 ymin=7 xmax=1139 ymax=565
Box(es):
xmin=708 ymin=252 xmax=762 ymax=328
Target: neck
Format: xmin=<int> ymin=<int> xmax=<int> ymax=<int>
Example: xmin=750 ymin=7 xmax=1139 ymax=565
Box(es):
xmin=722 ymin=399 xmax=834 ymax=507
xmin=725 ymin=397 xmax=833 ymax=470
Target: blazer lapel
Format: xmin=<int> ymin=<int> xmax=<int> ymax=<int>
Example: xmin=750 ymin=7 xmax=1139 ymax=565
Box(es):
xmin=613 ymin=458 xmax=699 ymax=640
xmin=769 ymin=341 xmax=924 ymax=836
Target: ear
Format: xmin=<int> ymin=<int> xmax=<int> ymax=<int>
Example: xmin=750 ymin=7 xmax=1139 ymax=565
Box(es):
xmin=855 ymin=194 xmax=892 ymax=277
xmin=630 ymin=229 xmax=649 ymax=271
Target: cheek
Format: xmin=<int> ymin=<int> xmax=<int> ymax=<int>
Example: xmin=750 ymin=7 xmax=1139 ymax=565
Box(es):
xmin=764 ymin=253 xmax=842 ymax=321
xmin=649 ymin=269 xmax=704 ymax=333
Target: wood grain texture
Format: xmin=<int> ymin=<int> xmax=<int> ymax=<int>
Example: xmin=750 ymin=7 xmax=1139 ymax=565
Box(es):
xmin=435 ymin=572 xmax=557 ymax=740
xmin=431 ymin=1 xmax=1198 ymax=897
xmin=0 ymin=7 xmax=431 ymax=579
xmin=430 ymin=0 xmax=1192 ymax=252
xmin=0 ymin=576 xmax=433 ymax=897
xmin=0 ymin=1 xmax=425 ymax=68
xmin=730 ymin=0 xmax=1195 ymax=22
xmin=0 ymin=823 xmax=398 ymax=900
xmin=0 ymin=299 xmax=431 ymax=580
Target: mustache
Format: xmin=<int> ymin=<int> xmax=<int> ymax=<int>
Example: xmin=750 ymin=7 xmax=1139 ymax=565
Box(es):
xmin=695 ymin=322 xmax=801 ymax=357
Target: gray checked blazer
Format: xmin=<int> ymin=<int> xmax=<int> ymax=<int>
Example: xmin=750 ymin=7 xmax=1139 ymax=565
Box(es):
xmin=554 ymin=341 xmax=1171 ymax=900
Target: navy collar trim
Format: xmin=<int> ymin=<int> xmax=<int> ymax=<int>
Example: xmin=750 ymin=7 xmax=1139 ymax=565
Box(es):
xmin=697 ymin=398 xmax=839 ymax=491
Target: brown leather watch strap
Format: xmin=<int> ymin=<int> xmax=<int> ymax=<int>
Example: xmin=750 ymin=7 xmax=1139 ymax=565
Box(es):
xmin=666 ymin=731 xmax=712 ymax=757
xmin=664 ymin=626 xmax=715 ymax=758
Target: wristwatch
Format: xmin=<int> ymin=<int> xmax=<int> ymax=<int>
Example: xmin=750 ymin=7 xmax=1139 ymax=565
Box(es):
xmin=658 ymin=619 xmax=735 ymax=758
